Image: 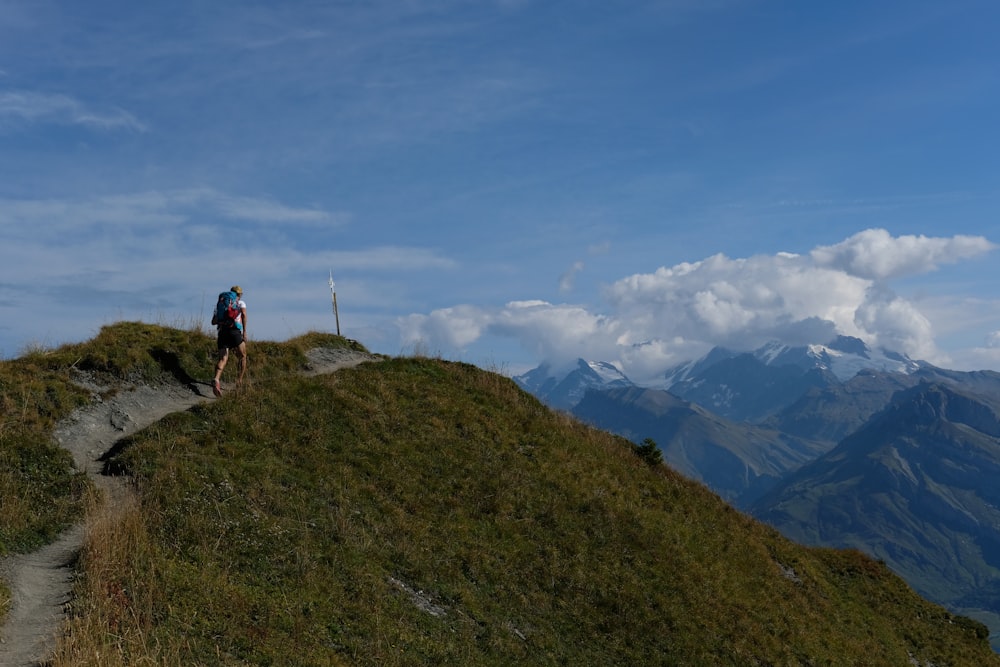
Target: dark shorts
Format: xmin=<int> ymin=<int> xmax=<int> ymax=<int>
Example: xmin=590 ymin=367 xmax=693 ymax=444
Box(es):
xmin=217 ymin=326 xmax=244 ymax=350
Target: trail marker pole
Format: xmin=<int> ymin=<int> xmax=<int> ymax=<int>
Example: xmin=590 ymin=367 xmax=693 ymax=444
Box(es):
xmin=329 ymin=271 xmax=341 ymax=336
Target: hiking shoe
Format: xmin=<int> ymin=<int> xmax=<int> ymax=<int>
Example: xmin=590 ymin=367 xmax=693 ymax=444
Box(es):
xmin=212 ymin=379 xmax=222 ymax=397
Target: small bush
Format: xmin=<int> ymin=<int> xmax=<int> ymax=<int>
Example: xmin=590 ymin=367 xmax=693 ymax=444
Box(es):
xmin=634 ymin=437 xmax=664 ymax=466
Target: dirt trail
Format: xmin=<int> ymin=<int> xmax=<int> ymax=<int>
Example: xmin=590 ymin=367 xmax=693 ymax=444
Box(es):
xmin=0 ymin=348 xmax=376 ymax=666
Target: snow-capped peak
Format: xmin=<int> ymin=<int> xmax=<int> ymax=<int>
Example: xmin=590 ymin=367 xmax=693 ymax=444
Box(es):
xmin=819 ymin=344 xmax=919 ymax=380
xmin=513 ymin=358 xmax=633 ymax=410
xmin=750 ymin=336 xmax=919 ymax=380
xmin=584 ymin=359 xmax=630 ymax=385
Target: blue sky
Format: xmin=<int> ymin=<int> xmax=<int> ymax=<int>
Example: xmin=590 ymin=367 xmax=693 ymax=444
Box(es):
xmin=1 ymin=0 xmax=999 ymax=381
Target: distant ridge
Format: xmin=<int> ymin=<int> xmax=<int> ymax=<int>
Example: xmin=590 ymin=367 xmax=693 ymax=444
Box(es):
xmin=752 ymin=381 xmax=1000 ymax=643
xmin=516 ymin=336 xmax=923 ymax=418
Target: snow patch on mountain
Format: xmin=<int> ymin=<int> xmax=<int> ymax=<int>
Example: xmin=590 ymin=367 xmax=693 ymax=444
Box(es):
xmin=586 ymin=360 xmax=629 ymax=384
xmin=748 ymin=336 xmax=921 ymax=381
xmin=513 ymin=358 xmax=632 ymax=411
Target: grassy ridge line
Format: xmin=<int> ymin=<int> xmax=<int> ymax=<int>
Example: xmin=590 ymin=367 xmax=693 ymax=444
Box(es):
xmin=51 ymin=355 xmax=999 ymax=665
xmin=0 ymin=322 xmax=356 ymax=624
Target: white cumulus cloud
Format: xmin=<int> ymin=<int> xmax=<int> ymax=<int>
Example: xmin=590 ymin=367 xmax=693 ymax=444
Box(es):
xmin=810 ymin=228 xmax=996 ymax=281
xmin=396 ymin=228 xmax=997 ymax=380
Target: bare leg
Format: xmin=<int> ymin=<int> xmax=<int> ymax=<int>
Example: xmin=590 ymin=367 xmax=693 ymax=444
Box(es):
xmin=235 ymin=342 xmax=248 ymax=385
xmin=214 ymin=348 xmax=230 ymax=380
xmin=213 ymin=348 xmax=229 ymax=396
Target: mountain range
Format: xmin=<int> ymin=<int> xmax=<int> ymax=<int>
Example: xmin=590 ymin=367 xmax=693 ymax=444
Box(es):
xmin=515 ymin=336 xmax=1000 ymax=648
xmin=754 ymin=379 xmax=1000 ymax=637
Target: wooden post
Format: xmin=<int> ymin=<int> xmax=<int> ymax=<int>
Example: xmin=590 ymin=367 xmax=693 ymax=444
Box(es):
xmin=329 ymin=271 xmax=341 ymax=336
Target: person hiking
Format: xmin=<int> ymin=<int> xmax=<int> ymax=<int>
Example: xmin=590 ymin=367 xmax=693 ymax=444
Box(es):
xmin=211 ymin=285 xmax=248 ymax=397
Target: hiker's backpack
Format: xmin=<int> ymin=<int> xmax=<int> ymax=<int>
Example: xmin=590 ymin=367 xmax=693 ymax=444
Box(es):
xmin=215 ymin=291 xmax=241 ymax=329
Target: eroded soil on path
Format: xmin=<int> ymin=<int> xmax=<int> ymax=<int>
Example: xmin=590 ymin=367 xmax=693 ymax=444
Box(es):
xmin=0 ymin=348 xmax=376 ymax=666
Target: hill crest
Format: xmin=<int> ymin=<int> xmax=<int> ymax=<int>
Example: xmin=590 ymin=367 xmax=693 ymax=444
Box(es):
xmin=0 ymin=323 xmax=996 ymax=664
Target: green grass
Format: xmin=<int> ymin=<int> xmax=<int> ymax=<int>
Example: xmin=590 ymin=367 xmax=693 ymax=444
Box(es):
xmin=58 ymin=354 xmax=999 ymax=665
xmin=0 ymin=322 xmax=360 ymax=623
xmin=0 ymin=351 xmax=91 ymax=556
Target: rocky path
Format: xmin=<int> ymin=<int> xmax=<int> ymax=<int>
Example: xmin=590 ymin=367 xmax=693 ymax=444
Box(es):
xmin=0 ymin=348 xmax=376 ymax=666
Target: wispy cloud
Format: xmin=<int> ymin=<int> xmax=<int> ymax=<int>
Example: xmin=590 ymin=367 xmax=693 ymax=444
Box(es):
xmin=0 ymin=90 xmax=146 ymax=131
xmin=0 ymin=184 xmax=449 ymax=305
xmin=197 ymin=191 xmax=343 ymax=226
xmin=237 ymin=29 xmax=327 ymax=51
xmin=0 ymin=183 xmax=459 ymax=357
xmin=0 ymin=189 xmax=346 ymax=237
xmin=558 ymin=261 xmax=584 ymax=293
xmin=325 ymin=246 xmax=457 ymax=271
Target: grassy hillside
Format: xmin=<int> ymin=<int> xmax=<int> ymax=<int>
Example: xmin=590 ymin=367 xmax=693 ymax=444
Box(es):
xmin=0 ymin=323 xmax=353 ymax=617
xmin=10 ymin=330 xmax=987 ymax=665
xmin=0 ymin=323 xmax=346 ymax=544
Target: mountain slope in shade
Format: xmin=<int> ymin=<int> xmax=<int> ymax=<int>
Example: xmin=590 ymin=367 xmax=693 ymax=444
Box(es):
xmin=764 ymin=366 xmax=1000 ymax=445
xmin=761 ymin=369 xmax=920 ymax=443
xmin=752 ymin=381 xmax=1000 ymax=645
xmin=573 ymin=386 xmax=829 ymax=508
xmin=665 ymin=353 xmax=836 ymax=422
